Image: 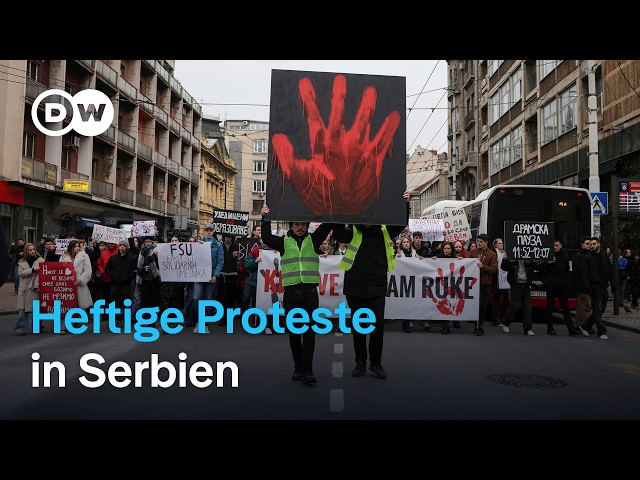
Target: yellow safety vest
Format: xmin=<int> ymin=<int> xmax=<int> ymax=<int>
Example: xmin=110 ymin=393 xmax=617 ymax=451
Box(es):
xmin=280 ymin=236 xmax=320 ymax=286
xmin=338 ymin=225 xmax=396 ymax=272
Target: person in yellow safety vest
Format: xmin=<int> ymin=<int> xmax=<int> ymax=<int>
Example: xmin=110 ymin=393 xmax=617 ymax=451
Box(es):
xmin=260 ymin=204 xmax=343 ymax=385
xmin=332 ymin=190 xmax=410 ymax=380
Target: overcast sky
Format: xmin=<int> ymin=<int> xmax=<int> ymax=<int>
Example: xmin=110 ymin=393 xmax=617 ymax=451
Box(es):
xmin=174 ymin=60 xmax=449 ymax=156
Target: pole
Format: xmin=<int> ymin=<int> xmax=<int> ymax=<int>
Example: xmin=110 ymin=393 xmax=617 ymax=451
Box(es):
xmin=611 ymin=172 xmax=619 ymax=316
xmin=451 ymin=72 xmax=457 ymax=201
xmin=587 ymin=60 xmax=600 ymax=193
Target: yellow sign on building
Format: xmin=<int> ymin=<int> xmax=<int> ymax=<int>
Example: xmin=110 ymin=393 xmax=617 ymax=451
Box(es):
xmin=63 ymin=179 xmax=90 ymax=192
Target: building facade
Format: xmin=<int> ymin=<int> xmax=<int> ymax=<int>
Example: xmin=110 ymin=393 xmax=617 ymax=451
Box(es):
xmin=0 ymin=59 xmax=204 ymax=243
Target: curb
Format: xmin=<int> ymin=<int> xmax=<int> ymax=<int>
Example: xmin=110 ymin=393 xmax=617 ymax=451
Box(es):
xmin=603 ymin=320 xmax=640 ymax=335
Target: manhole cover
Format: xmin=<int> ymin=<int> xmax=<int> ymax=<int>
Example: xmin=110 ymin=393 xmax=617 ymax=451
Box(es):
xmin=487 ymin=373 xmax=567 ymax=389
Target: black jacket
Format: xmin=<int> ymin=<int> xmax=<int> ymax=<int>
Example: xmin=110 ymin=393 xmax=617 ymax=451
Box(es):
xmin=333 ymin=224 xmax=405 ymax=298
xmin=536 ymin=248 xmax=570 ymax=289
xmin=105 ymin=251 xmax=137 ymax=285
xmin=571 ymin=249 xmax=591 ymax=294
xmin=501 ymin=257 xmax=536 ymax=287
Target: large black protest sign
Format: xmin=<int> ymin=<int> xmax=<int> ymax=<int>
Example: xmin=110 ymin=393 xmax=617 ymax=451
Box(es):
xmin=504 ymin=221 xmax=554 ymax=260
xmin=213 ymin=209 xmax=249 ymax=237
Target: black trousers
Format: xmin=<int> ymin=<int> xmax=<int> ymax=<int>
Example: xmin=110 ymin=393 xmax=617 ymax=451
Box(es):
xmin=346 ymin=295 xmax=385 ymax=365
xmin=583 ymin=287 xmax=607 ymax=335
xmin=283 ymin=287 xmax=319 ymax=374
xmin=545 ymin=286 xmax=573 ymax=332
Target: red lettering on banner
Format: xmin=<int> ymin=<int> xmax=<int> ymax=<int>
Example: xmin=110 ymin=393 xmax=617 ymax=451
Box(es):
xmin=262 ymin=269 xmax=284 ymax=293
xmin=319 ymin=273 xmax=339 ymax=296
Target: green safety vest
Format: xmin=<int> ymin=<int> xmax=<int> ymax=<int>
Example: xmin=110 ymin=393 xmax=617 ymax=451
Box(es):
xmin=338 ymin=225 xmax=396 ymax=272
xmin=280 ymin=235 xmax=320 ymax=287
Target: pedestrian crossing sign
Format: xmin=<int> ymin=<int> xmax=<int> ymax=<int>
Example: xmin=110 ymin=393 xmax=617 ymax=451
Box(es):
xmin=591 ymin=192 xmax=608 ymax=215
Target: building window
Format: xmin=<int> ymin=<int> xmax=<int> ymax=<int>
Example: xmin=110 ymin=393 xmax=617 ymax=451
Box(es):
xmin=499 ymin=81 xmax=510 ymax=117
xmin=488 ymin=60 xmax=503 ymax=77
xmin=253 ymin=160 xmax=266 ymax=172
xmin=500 ymin=134 xmax=510 ymax=169
xmin=61 ymin=147 xmax=71 ymax=170
xmin=23 ymin=131 xmax=36 ymax=157
xmin=27 ymin=60 xmax=39 ymax=82
xmin=511 ymin=124 xmax=523 ymax=162
xmin=489 ymin=141 xmax=500 ymax=175
xmin=253 ymin=180 xmax=265 ymax=193
xmin=511 ymin=68 xmax=522 ymax=107
xmin=559 ymin=84 xmax=577 ymax=135
xmin=253 ymin=139 xmax=267 ymax=154
xmin=541 ymin=100 xmax=557 ymax=145
xmin=252 ymin=199 xmax=263 ymax=212
xmin=540 ymin=60 xmax=559 ymax=80
xmin=489 ymin=91 xmax=499 ymax=125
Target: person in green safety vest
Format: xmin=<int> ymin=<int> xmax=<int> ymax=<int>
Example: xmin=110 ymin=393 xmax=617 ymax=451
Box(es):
xmin=260 ymin=204 xmax=343 ymax=385
xmin=332 ymin=190 xmax=410 ymax=379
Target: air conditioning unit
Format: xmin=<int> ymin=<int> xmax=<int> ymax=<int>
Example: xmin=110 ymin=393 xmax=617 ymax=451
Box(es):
xmin=242 ymin=120 xmax=249 ymax=126
xmin=69 ymin=136 xmax=80 ymax=147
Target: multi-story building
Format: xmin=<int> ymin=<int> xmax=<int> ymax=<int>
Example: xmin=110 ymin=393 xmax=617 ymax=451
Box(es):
xmin=223 ymin=119 xmax=271 ymax=230
xmin=0 ymin=59 xmax=204 ymax=243
xmin=445 ymin=59 xmax=640 ymax=243
xmin=405 ymin=146 xmax=449 ymax=217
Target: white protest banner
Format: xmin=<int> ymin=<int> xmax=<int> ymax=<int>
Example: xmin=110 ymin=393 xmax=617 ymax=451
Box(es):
xmin=408 ymin=218 xmax=445 ymax=241
xmin=55 ymin=238 xmax=70 ymax=255
xmin=132 ymin=220 xmax=157 ymax=237
xmin=93 ymin=224 xmax=128 ymax=244
xmin=496 ymin=250 xmax=510 ymax=289
xmin=155 ymin=242 xmax=212 ymax=282
xmin=423 ymin=207 xmax=471 ymax=243
xmin=256 ymin=251 xmax=480 ymax=321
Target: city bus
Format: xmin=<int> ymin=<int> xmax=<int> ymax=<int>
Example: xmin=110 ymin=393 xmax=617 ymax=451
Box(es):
xmin=463 ymin=184 xmax=594 ymax=309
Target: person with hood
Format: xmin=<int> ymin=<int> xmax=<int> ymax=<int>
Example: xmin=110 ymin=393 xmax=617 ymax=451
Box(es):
xmin=261 ymin=205 xmax=340 ymax=385
xmin=105 ymin=240 xmax=137 ymax=326
xmin=192 ymin=224 xmax=224 ymax=334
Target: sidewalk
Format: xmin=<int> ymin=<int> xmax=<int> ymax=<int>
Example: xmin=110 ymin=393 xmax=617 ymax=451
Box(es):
xmin=0 ymin=281 xmax=638 ymax=334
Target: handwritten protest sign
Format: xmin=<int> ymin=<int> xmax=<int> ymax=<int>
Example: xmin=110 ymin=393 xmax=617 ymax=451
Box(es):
xmin=132 ymin=220 xmax=157 ymax=237
xmin=213 ymin=209 xmax=249 ymax=237
xmin=504 ymin=221 xmax=554 ymax=260
xmin=408 ymin=218 xmax=445 ymax=241
xmin=93 ymin=224 xmax=128 ymax=244
xmin=38 ymin=262 xmax=78 ymax=316
xmin=55 ymin=239 xmax=70 ymax=255
xmin=155 ymin=242 xmax=212 ymax=282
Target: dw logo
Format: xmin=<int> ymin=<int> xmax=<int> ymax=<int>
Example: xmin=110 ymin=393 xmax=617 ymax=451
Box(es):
xmin=31 ymin=89 xmax=114 ymax=137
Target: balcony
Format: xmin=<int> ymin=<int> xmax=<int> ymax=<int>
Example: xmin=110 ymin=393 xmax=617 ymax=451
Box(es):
xmin=142 ymin=60 xmax=156 ymax=70
xmin=464 ymin=110 xmax=476 ymax=131
xmin=181 ymin=127 xmax=192 ymax=144
xmin=25 ymin=77 xmax=47 ymax=101
xmin=117 ymin=76 xmax=137 ymax=101
xmin=166 ymin=158 xmax=179 ymax=176
xmin=60 ymin=168 xmax=90 ymax=183
xmin=22 ymin=157 xmax=57 ymax=184
xmin=153 ymin=150 xmax=167 ymax=169
xmin=178 ymin=206 xmax=189 ymax=217
xmin=115 ymin=186 xmax=134 ymax=204
xmin=137 ymin=142 xmax=152 ymax=161
xmin=95 ymin=61 xmax=118 ymax=89
xmin=154 ymin=105 xmax=168 ymax=126
xmin=189 ymin=210 xmax=199 ymax=221
xmin=179 ymin=165 xmax=190 ymax=180
xmin=155 ymin=62 xmax=170 ymax=85
xmin=91 ymin=178 xmax=113 ymax=199
xmin=166 ymin=202 xmax=178 ymax=215
xmin=191 ymin=171 xmax=199 ymax=184
xmin=169 ymin=117 xmax=181 ymax=135
xmin=458 ymin=152 xmax=479 ymax=173
xmin=78 ymin=60 xmax=95 ymax=71
xmin=136 ymin=192 xmax=151 ymax=209
xmin=170 ymin=76 xmax=181 ymax=95
xmin=191 ymin=136 xmax=201 ymax=150
xmin=98 ymin=125 xmax=116 ymax=143
xmin=138 ymin=92 xmax=155 ymax=116
xmin=117 ymin=130 xmax=136 ymax=153
xmin=152 ymin=197 xmax=166 ymax=212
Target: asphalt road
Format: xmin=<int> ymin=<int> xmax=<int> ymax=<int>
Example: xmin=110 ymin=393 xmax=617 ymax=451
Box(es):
xmin=1 ymin=315 xmax=639 ymax=420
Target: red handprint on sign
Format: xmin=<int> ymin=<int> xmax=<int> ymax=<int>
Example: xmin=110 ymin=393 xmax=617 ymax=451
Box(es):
xmin=271 ymin=74 xmax=401 ymax=215
xmin=428 ymin=262 xmax=477 ymax=316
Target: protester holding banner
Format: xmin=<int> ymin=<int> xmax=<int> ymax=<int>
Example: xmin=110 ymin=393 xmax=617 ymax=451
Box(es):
xmin=135 ymin=238 xmax=161 ymax=315
xmin=397 ymin=235 xmax=418 ymax=334
xmin=411 ymin=232 xmax=431 ymax=258
xmin=432 ymin=241 xmax=459 ymax=335
xmin=160 ymin=236 xmax=185 ymax=316
xmin=59 ymin=240 xmax=94 ymax=311
xmin=333 ymin=191 xmax=410 ymax=380
xmin=192 ymin=224 xmax=224 ymax=334
xmin=260 ymin=204 xmax=339 ymax=385
xmin=106 ymin=240 xmax=138 ymax=327
xmin=14 ymin=243 xmax=44 ymax=336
